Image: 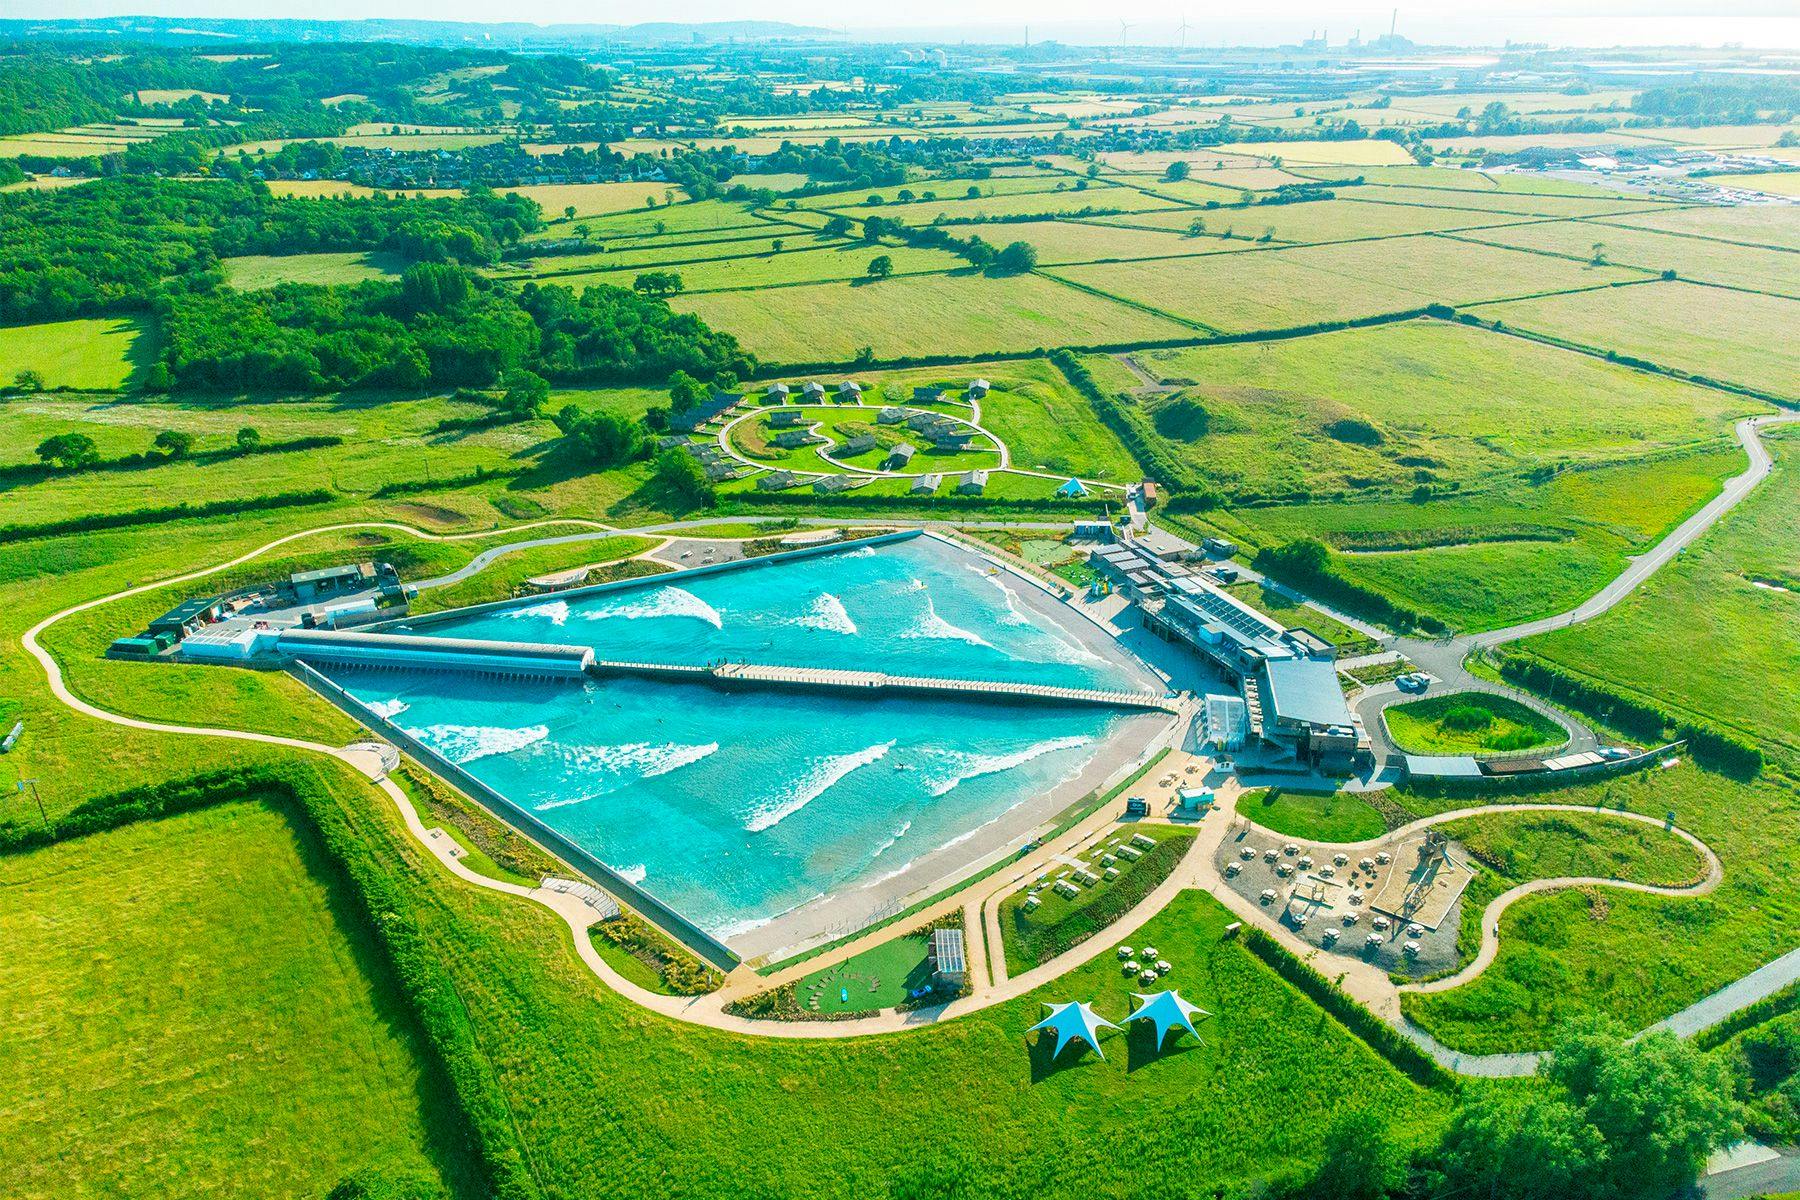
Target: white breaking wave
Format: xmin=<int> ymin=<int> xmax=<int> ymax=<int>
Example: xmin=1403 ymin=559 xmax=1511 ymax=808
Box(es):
xmin=533 ymin=741 xmax=720 ymax=810
xmin=925 ymin=735 xmax=1095 ymax=798
xmin=416 ymin=723 xmax=549 ymax=765
xmin=365 ymin=698 xmax=410 ymax=720
xmin=744 ymin=740 xmax=894 ymax=833
xmin=843 ymin=546 xmax=877 ymax=559
xmin=612 ymin=863 xmax=648 ymax=885
xmin=794 ymin=592 xmax=858 ymax=635
xmin=869 ymin=819 xmax=913 ymax=862
xmin=582 ymin=585 xmax=723 ymax=629
xmin=901 ymin=594 xmax=995 ymax=650
xmin=507 ymin=599 xmax=569 ymax=627
xmin=964 ymin=562 xmax=1031 ymax=626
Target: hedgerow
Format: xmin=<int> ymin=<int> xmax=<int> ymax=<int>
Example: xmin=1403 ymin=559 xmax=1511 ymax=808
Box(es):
xmin=0 ymin=489 xmax=336 ymax=545
xmin=1240 ymin=926 xmax=1454 ymax=1090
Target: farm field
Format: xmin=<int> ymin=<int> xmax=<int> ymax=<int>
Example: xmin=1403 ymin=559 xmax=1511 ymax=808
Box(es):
xmin=1592 ymin=202 xmax=1800 ymax=252
xmin=0 ymin=317 xmax=146 ymax=390
xmin=1110 ymin=319 xmax=1752 ymax=499
xmin=1514 ymin=431 xmax=1800 ymax=760
xmin=1448 ymin=220 xmax=1800 ymax=298
xmin=1469 ymin=280 xmax=1800 ymax=400
xmin=1045 ymin=237 xmax=1640 ymax=333
xmin=263 ymin=180 xmax=462 ymax=199
xmin=675 ymin=271 xmax=1194 ymax=362
xmin=518 ymin=181 xmax=691 ymax=219
xmin=0 ymin=799 xmax=471 ymax=1200
xmin=517 ymin=241 xmax=967 ymax=292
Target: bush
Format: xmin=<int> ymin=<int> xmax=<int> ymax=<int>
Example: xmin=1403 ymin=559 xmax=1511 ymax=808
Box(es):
xmin=592 ymin=911 xmax=723 ymax=995
xmin=1441 ymin=705 xmax=1495 ymax=732
xmin=0 ymin=489 xmax=335 ymax=545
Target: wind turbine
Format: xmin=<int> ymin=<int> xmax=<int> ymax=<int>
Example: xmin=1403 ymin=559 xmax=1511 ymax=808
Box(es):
xmin=1176 ymin=15 xmax=1191 ymax=48
xmin=1119 ymin=18 xmax=1134 ymax=48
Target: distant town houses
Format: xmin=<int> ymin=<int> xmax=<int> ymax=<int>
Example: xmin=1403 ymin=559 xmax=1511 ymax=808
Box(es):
xmin=244 ymin=142 xmax=669 ymax=192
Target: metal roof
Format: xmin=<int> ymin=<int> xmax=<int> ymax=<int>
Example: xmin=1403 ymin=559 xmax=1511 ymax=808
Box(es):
xmin=1403 ymin=754 xmax=1485 ymax=779
xmin=1262 ymin=657 xmax=1355 ymax=730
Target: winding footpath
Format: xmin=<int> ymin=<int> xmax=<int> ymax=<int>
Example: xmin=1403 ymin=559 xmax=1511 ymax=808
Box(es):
xmin=17 ymin=408 xmax=1800 ymax=1065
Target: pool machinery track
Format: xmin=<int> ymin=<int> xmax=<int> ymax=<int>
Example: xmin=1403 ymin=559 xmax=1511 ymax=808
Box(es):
xmin=19 ymin=413 xmax=1800 ymax=1067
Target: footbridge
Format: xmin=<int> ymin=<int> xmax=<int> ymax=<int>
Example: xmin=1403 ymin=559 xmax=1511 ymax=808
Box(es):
xmin=587 ymin=659 xmax=1178 ymax=712
xmin=273 ymin=629 xmax=1173 ymax=712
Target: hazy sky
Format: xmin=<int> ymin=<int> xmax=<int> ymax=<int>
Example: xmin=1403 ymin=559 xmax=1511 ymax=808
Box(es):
xmin=16 ymin=0 xmax=1800 ymax=48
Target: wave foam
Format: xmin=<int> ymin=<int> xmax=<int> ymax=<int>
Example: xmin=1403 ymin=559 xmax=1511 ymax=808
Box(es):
xmin=365 ymin=697 xmax=410 ymax=720
xmin=901 ymin=595 xmax=995 ymax=650
xmin=745 ymin=740 xmax=894 ymax=833
xmin=794 ymin=592 xmax=857 ymax=635
xmin=534 ymin=741 xmax=719 ymax=810
xmin=582 ymin=585 xmax=722 ymax=629
xmin=415 ymin=723 xmax=549 ymax=765
xmin=925 ymin=734 xmax=1094 ymax=798
xmin=612 ymin=863 xmax=648 ymax=885
xmin=507 ymin=599 xmax=569 ymax=627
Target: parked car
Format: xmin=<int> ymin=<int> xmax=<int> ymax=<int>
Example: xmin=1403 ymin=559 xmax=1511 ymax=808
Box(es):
xmin=1396 ymin=673 xmax=1430 ymax=693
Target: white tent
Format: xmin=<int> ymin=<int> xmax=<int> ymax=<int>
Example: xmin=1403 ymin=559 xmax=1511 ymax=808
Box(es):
xmin=1028 ymin=1001 xmax=1119 ymax=1060
xmin=1125 ymin=990 xmax=1209 ymax=1047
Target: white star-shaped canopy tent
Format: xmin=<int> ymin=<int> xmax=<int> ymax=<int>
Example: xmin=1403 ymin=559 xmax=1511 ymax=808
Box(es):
xmin=1028 ymin=1001 xmax=1120 ymax=1059
xmin=1125 ymin=990 xmax=1209 ymax=1046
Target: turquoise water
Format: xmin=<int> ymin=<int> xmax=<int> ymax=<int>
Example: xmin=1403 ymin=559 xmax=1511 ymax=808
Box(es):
xmin=329 ymin=537 xmax=1152 ymax=943
xmin=401 ymin=535 xmax=1140 ymax=690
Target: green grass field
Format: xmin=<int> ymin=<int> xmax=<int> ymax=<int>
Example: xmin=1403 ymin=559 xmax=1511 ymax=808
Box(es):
xmin=0 ymin=317 xmax=148 ymax=390
xmin=1397 ymin=762 xmax=1800 ymax=1054
xmin=793 ymin=930 xmax=937 ymax=1014
xmin=1383 ymin=692 xmax=1567 ymax=756
xmin=1123 ymin=319 xmax=1747 ymax=502
xmin=1515 ymin=430 xmax=1800 ymax=761
xmin=676 ymin=271 xmax=1194 ymax=363
xmin=1450 ymin=221 xmax=1800 ymax=299
xmin=1000 ymin=825 xmax=1194 ymax=975
xmin=221 ymin=251 xmax=410 ymax=289
xmin=1240 ymin=787 xmax=1387 ymax=841
xmin=1221 ymin=448 xmax=1745 ymax=631
xmin=0 ymin=799 xmax=473 ymax=1200
xmin=1471 ymin=280 xmax=1800 ymax=401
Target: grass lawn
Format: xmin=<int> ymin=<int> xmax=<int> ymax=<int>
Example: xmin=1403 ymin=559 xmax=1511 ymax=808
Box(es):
xmin=676 ymin=271 xmax=1194 ymax=363
xmin=1229 ymin=448 xmax=1745 ymax=632
xmin=0 ymin=316 xmax=148 ymax=390
xmin=408 ymin=534 xmax=661 ymax=613
xmin=1396 ymin=763 xmax=1800 ymax=1054
xmin=221 ymin=251 xmax=410 ymax=289
xmin=1515 ymin=430 xmax=1800 ymax=761
xmin=793 ymin=931 xmax=937 ymax=1013
xmin=0 ymin=799 xmax=474 ymax=1200
xmin=1240 ymin=787 xmax=1387 ymax=842
xmin=1001 ymin=825 xmax=1194 ymax=976
xmin=976 ymin=358 xmax=1143 ymax=482
xmin=1470 ymin=280 xmax=1800 ymax=401
xmin=1383 ymin=692 xmax=1567 ymax=757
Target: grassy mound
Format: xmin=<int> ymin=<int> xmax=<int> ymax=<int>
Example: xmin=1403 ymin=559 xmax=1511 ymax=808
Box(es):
xmin=1384 ymin=691 xmax=1566 ymax=757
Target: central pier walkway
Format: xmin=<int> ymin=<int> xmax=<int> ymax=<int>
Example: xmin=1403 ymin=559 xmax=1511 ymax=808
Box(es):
xmin=588 ymin=658 xmax=1178 ymax=712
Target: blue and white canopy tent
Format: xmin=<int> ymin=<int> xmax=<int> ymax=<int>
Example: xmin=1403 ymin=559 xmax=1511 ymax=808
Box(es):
xmin=1124 ymin=990 xmax=1209 ymax=1047
xmin=1028 ymin=1001 xmax=1120 ymax=1060
xmin=1056 ymin=477 xmax=1090 ymax=498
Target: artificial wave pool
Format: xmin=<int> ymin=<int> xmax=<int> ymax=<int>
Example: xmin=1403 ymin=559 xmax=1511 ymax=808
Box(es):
xmin=323 ymin=535 xmax=1166 ymax=955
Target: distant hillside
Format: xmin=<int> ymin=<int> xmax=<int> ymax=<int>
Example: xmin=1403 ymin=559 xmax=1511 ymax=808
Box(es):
xmin=0 ymin=16 xmax=834 ymax=48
